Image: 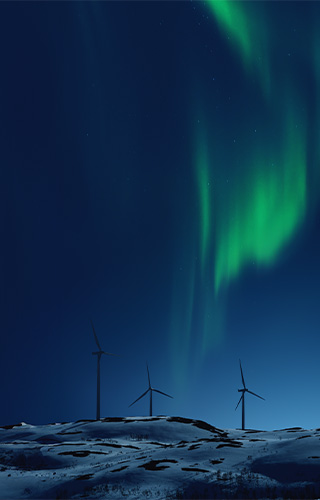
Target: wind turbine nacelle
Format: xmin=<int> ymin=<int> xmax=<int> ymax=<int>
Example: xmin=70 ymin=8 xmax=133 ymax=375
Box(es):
xmin=238 ymin=388 xmax=245 ymax=393
xmin=92 ymin=351 xmax=101 ymax=355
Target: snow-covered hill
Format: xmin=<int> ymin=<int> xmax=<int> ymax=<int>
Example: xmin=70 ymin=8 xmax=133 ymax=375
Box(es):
xmin=0 ymin=416 xmax=320 ymax=499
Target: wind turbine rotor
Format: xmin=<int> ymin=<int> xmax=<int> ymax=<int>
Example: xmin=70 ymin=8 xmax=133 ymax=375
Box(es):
xmin=239 ymin=359 xmax=246 ymax=389
xmin=247 ymin=390 xmax=265 ymax=400
xmin=129 ymin=389 xmax=150 ymax=408
xmin=129 ymin=364 xmax=173 ymax=416
xmin=152 ymin=388 xmax=173 ymax=399
xmin=91 ymin=319 xmax=102 ymax=351
xmin=235 ymin=394 xmax=243 ymax=411
xmin=146 ymin=363 xmax=151 ymax=389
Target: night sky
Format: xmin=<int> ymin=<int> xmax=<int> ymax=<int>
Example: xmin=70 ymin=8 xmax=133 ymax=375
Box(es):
xmin=2 ymin=1 xmax=320 ymax=431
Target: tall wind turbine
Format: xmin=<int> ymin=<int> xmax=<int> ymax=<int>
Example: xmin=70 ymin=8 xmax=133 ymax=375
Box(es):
xmin=235 ymin=359 xmax=265 ymax=430
xmin=129 ymin=364 xmax=173 ymax=416
xmin=91 ymin=319 xmax=116 ymax=420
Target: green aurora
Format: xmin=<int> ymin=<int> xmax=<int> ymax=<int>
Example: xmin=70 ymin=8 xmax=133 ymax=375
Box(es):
xmin=171 ymin=0 xmax=318 ymax=374
xmin=201 ymin=1 xmax=310 ymax=297
xmin=213 ymin=104 xmax=307 ymax=295
xmin=195 ymin=129 xmax=212 ymax=277
xmin=206 ymin=1 xmax=271 ymax=96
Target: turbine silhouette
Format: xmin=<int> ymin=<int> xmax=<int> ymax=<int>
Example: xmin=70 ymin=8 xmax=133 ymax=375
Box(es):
xmin=235 ymin=359 xmax=265 ymax=430
xmin=91 ymin=319 xmax=116 ymax=420
xmin=129 ymin=363 xmax=173 ymax=416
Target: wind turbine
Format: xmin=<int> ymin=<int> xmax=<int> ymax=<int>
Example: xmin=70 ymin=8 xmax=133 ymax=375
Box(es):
xmin=235 ymin=359 xmax=265 ymax=430
xmin=129 ymin=363 xmax=173 ymax=416
xmin=91 ymin=319 xmax=116 ymax=420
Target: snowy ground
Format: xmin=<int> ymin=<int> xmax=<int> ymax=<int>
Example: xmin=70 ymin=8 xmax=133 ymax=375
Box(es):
xmin=0 ymin=416 xmax=320 ymax=499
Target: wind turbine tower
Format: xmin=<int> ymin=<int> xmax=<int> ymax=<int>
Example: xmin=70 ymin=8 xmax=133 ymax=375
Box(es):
xmin=91 ymin=319 xmax=116 ymax=420
xmin=129 ymin=363 xmax=173 ymax=416
xmin=235 ymin=359 xmax=265 ymax=430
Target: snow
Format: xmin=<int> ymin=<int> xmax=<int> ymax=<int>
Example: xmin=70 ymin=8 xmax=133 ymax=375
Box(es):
xmin=0 ymin=417 xmax=320 ymax=499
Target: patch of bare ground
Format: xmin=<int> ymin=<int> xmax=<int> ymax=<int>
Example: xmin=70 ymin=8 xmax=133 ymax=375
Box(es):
xmin=148 ymin=441 xmax=173 ymax=448
xmin=111 ymin=465 xmax=128 ymax=473
xmin=76 ymin=473 xmax=94 ymax=480
xmin=177 ymin=440 xmax=188 ymax=448
xmin=244 ymin=429 xmax=264 ymax=433
xmin=281 ymin=427 xmax=303 ymax=432
xmin=167 ymin=417 xmax=226 ymax=436
xmin=188 ymin=444 xmax=201 ymax=451
xmin=216 ymin=442 xmax=243 ymax=449
xmin=57 ymin=431 xmax=82 ymax=435
xmin=58 ymin=450 xmax=108 ymax=457
xmin=125 ymin=418 xmax=161 ymax=423
xmin=102 ymin=417 xmax=125 ymax=423
xmin=139 ymin=459 xmax=178 ymax=471
xmin=181 ymin=467 xmax=210 ymax=473
xmin=0 ymin=423 xmax=24 ymax=430
xmin=74 ymin=419 xmax=95 ymax=423
xmin=93 ymin=442 xmax=140 ymax=450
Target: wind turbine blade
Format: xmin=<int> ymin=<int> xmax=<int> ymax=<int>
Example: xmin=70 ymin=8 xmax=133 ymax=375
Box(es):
xmin=146 ymin=363 xmax=151 ymax=389
xmin=235 ymin=394 xmax=243 ymax=411
xmin=239 ymin=359 xmax=246 ymax=389
xmin=153 ymin=389 xmax=173 ymax=399
xmin=91 ymin=320 xmax=102 ymax=351
xmin=102 ymin=351 xmax=118 ymax=356
xmin=248 ymin=390 xmax=265 ymax=401
xmin=129 ymin=389 xmax=149 ymax=407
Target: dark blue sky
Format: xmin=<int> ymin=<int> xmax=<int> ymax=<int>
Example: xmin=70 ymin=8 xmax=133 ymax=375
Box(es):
xmin=2 ymin=1 xmax=320 ymax=431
